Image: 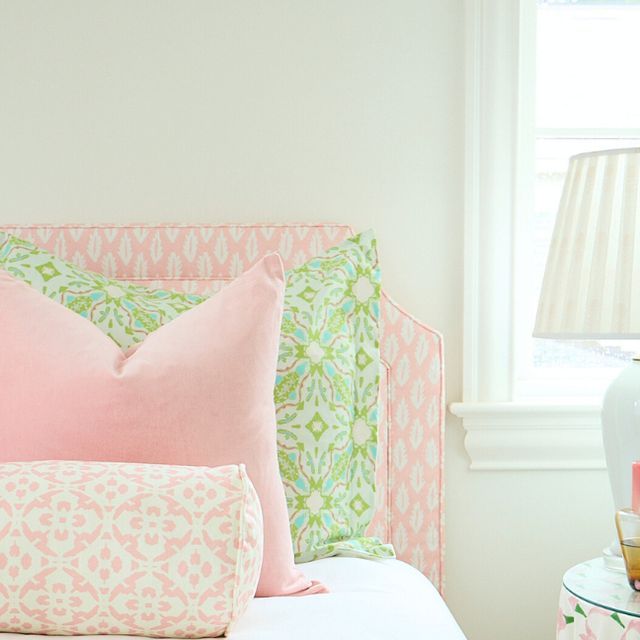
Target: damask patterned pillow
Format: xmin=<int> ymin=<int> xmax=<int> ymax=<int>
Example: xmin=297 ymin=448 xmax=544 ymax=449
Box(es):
xmin=0 ymin=230 xmax=393 ymax=563
xmin=0 ymin=461 xmax=263 ymax=638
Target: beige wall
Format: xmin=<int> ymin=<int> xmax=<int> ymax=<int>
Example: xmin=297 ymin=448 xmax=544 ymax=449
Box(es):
xmin=0 ymin=2 xmax=614 ymax=638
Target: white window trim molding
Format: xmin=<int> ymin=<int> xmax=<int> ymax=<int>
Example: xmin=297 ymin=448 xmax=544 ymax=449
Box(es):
xmin=449 ymin=402 xmax=604 ymax=471
xmin=462 ymin=0 xmax=533 ymax=403
xmin=455 ymin=0 xmax=607 ymax=471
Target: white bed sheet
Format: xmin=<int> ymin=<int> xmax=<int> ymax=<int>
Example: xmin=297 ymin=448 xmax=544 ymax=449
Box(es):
xmin=0 ymin=558 xmax=465 ymax=640
xmin=230 ymin=557 xmax=466 ymax=639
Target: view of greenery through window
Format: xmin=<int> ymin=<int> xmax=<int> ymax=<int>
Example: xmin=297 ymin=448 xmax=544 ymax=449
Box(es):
xmin=526 ymin=1 xmax=640 ymax=386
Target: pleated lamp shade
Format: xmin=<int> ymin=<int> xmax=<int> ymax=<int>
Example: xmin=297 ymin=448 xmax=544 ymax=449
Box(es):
xmin=534 ymin=147 xmax=640 ymax=339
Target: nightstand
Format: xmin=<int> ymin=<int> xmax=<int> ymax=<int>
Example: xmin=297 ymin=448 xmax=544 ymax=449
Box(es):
xmin=558 ymin=558 xmax=640 ymax=639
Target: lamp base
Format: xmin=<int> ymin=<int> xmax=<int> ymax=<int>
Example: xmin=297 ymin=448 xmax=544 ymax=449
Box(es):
xmin=603 ymin=360 xmax=640 ymax=511
xmin=601 ymin=361 xmax=640 ymax=573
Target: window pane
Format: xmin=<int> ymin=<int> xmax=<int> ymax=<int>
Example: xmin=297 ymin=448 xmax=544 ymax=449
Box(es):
xmin=537 ymin=3 xmax=640 ymax=129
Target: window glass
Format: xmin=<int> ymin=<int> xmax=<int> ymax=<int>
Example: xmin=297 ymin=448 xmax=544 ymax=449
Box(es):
xmin=517 ymin=1 xmax=640 ymax=398
xmin=537 ymin=1 xmax=640 ymax=129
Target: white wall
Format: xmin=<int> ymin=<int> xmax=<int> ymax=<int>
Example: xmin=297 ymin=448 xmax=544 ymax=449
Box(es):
xmin=0 ymin=2 xmax=614 ymax=639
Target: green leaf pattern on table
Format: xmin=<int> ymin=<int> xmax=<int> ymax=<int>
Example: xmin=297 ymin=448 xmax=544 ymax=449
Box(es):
xmin=557 ymin=598 xmax=633 ymax=639
xmin=0 ymin=230 xmax=393 ymax=563
xmin=557 ymin=574 xmax=640 ymax=639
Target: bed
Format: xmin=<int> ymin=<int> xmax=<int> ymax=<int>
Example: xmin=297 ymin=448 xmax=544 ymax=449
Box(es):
xmin=0 ymin=222 xmax=464 ymax=639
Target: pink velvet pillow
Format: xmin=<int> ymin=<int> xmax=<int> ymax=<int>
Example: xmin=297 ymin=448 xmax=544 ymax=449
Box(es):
xmin=0 ymin=255 xmax=318 ymax=597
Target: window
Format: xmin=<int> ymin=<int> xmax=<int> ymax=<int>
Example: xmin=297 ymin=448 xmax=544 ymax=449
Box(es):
xmin=450 ymin=0 xmax=640 ymax=470
xmin=515 ymin=0 xmax=640 ymax=400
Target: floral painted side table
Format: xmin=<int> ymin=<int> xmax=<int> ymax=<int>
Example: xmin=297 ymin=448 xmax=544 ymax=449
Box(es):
xmin=558 ymin=558 xmax=640 ymax=639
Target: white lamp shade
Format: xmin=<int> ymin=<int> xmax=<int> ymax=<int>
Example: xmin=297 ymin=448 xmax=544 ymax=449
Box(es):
xmin=534 ymin=148 xmax=640 ymax=339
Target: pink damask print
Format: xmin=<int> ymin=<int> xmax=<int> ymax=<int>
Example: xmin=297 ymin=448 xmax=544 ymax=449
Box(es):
xmin=0 ymin=461 xmax=262 ymax=638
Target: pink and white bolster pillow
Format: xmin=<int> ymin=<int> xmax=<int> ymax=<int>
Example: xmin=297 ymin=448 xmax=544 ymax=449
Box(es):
xmin=0 ymin=461 xmax=263 ymax=638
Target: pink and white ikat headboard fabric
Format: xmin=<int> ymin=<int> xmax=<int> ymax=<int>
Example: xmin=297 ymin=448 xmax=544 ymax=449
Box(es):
xmin=1 ymin=223 xmax=445 ymax=592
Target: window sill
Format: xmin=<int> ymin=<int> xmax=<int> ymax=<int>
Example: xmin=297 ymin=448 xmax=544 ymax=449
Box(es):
xmin=448 ymin=402 xmax=604 ymax=471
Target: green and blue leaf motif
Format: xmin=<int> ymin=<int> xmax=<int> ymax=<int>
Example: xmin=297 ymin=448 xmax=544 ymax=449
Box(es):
xmin=275 ymin=231 xmax=392 ymax=561
xmin=0 ymin=230 xmax=393 ymax=563
xmin=0 ymin=233 xmax=203 ymax=347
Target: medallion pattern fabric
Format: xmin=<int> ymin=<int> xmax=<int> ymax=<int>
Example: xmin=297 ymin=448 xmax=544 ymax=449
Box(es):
xmin=0 ymin=232 xmax=203 ymax=350
xmin=0 ymin=461 xmax=263 ymax=638
xmin=275 ymin=232 xmax=389 ymax=561
xmin=0 ymin=224 xmax=445 ymax=591
xmin=0 ymin=230 xmax=389 ymax=563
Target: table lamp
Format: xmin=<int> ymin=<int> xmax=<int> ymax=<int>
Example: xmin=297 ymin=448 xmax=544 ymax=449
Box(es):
xmin=534 ymin=148 xmax=640 ymax=560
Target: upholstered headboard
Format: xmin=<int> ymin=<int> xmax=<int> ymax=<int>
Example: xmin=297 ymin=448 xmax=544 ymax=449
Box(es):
xmin=2 ymin=223 xmax=445 ymax=592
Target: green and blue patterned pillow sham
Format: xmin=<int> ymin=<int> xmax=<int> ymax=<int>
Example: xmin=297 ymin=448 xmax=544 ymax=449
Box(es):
xmin=0 ymin=230 xmax=393 ymax=563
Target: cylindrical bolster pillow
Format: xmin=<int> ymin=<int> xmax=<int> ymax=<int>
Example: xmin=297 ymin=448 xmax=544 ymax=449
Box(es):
xmin=0 ymin=461 xmax=263 ymax=638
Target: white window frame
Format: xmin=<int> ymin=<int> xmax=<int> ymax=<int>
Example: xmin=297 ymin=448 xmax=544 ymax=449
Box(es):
xmin=449 ymin=0 xmax=603 ymax=471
